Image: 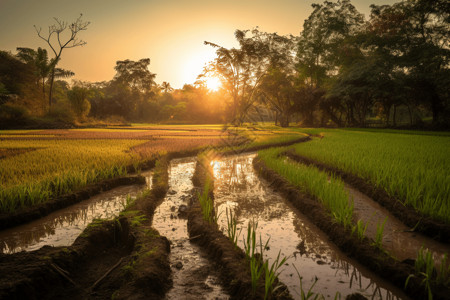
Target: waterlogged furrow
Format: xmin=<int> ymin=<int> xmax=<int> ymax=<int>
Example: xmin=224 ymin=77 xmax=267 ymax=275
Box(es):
xmin=0 ymin=171 xmax=153 ymax=254
xmin=152 ymin=158 xmax=228 ymax=299
xmin=212 ymin=153 xmax=408 ymax=299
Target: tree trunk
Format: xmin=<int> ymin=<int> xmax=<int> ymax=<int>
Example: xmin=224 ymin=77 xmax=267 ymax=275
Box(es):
xmin=407 ymin=105 xmax=413 ymax=126
xmin=279 ymin=113 xmax=289 ymax=127
xmin=384 ymin=103 xmax=391 ymax=126
xmin=48 ymin=69 xmax=55 ymax=109
xmin=393 ymin=104 xmax=397 ymax=127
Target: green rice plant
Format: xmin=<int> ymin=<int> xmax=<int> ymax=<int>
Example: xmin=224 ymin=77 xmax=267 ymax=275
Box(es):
xmin=291 ymin=129 xmax=450 ymax=223
xmin=225 ymin=208 xmax=241 ymax=247
xmin=197 ymin=178 xmax=216 ymax=224
xmin=257 ymin=148 xmax=353 ymax=228
xmin=292 ymin=264 xmax=324 ymax=300
xmin=243 ymin=220 xmax=259 ymax=259
xmin=373 ymin=217 xmax=387 ymax=249
xmin=263 ymin=250 xmax=289 ymax=300
xmin=406 ymin=247 xmax=434 ymax=300
xmin=436 ymin=253 xmax=450 ymax=286
xmin=351 ymin=219 xmax=368 ymax=241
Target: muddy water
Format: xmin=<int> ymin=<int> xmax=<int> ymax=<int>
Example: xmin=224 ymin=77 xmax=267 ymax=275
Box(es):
xmin=347 ymin=185 xmax=450 ymax=263
xmin=212 ymin=153 xmax=409 ymax=300
xmin=152 ymin=157 xmax=229 ymax=300
xmin=0 ymin=171 xmax=153 ymax=254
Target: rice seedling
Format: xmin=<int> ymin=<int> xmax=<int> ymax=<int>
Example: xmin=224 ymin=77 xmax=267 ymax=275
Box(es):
xmin=373 ymin=217 xmax=387 ymax=249
xmin=225 ymin=208 xmax=241 ymax=247
xmin=292 ymin=264 xmax=324 ymax=300
xmin=263 ymin=250 xmax=289 ymax=300
xmin=291 ymin=129 xmax=450 ymax=223
xmin=197 ymin=179 xmax=216 ymax=224
xmin=257 ymin=148 xmax=353 ymax=228
xmin=351 ymin=219 xmax=368 ymax=241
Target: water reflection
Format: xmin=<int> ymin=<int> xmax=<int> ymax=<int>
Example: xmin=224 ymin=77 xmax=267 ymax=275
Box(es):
xmin=152 ymin=157 xmax=229 ymax=299
xmin=212 ymin=153 xmax=408 ymax=300
xmin=0 ymin=171 xmax=152 ymax=254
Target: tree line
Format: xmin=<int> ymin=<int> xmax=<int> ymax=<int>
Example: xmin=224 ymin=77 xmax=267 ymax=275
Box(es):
xmin=1 ymin=0 xmax=449 ymax=128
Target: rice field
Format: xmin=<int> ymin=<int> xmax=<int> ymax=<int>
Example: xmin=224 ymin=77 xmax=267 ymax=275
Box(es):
xmin=257 ymin=147 xmax=354 ymax=228
xmin=0 ymin=125 xmax=290 ymax=214
xmin=290 ymin=129 xmax=450 ymax=223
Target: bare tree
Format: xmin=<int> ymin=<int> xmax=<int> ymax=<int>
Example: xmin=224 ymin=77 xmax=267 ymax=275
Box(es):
xmin=34 ymin=14 xmax=90 ymax=108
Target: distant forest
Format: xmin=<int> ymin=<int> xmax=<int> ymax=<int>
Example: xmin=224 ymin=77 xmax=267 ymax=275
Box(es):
xmin=1 ymin=0 xmax=448 ymax=128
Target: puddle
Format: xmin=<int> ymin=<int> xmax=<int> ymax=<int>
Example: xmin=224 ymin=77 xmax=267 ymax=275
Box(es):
xmin=347 ymin=185 xmax=450 ymax=263
xmin=212 ymin=153 xmax=409 ymax=299
xmin=0 ymin=171 xmax=153 ymax=254
xmin=152 ymin=157 xmax=228 ymax=299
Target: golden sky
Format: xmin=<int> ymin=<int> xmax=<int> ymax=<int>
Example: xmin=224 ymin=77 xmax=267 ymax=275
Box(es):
xmin=0 ymin=0 xmax=395 ymax=88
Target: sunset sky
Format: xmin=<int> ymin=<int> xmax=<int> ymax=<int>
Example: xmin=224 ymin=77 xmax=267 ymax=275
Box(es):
xmin=0 ymin=0 xmax=395 ymax=89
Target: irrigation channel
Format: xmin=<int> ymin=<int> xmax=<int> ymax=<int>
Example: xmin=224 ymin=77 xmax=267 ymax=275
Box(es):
xmin=212 ymin=153 xmax=410 ymax=299
xmin=152 ymin=157 xmax=229 ymax=299
xmin=0 ymin=171 xmax=153 ymax=254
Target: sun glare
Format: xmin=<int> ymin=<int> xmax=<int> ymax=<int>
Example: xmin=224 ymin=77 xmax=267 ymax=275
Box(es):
xmin=205 ymin=76 xmax=221 ymax=91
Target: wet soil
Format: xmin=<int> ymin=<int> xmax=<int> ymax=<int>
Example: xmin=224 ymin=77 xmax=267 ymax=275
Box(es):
xmin=0 ymin=171 xmax=153 ymax=254
xmin=345 ymin=181 xmax=450 ymax=262
xmin=254 ymin=156 xmax=450 ymax=300
xmin=152 ymin=157 xmax=229 ymax=299
xmin=211 ymin=153 xmax=409 ymax=299
xmin=285 ymin=150 xmax=450 ymax=243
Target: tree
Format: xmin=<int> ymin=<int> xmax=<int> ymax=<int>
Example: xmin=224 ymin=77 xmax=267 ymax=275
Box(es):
xmin=367 ymin=0 xmax=450 ymax=126
xmin=16 ymin=47 xmax=74 ymax=110
xmin=296 ymin=0 xmax=365 ymax=126
xmin=35 ymin=14 xmax=89 ymax=108
xmin=206 ymin=28 xmax=295 ymax=125
xmin=105 ymin=58 xmax=157 ymax=120
xmin=67 ymin=82 xmax=91 ymax=120
xmin=160 ymin=81 xmax=173 ymax=94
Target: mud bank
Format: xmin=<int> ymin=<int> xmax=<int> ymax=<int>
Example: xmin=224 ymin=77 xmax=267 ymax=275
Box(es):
xmin=253 ymin=157 xmax=450 ymax=300
xmin=285 ymin=150 xmax=450 ymax=243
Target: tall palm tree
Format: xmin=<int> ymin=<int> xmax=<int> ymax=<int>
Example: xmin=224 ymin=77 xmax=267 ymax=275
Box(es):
xmin=16 ymin=47 xmax=74 ymax=110
xmin=161 ymin=81 xmax=173 ymax=94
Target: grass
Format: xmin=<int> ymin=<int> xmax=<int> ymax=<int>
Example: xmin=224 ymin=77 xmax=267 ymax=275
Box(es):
xmin=240 ymin=219 xmax=288 ymax=299
xmin=405 ymin=247 xmax=450 ymax=299
xmin=257 ymin=147 xmax=354 ymax=228
xmin=373 ymin=217 xmax=387 ymax=250
xmin=197 ymin=178 xmax=216 ymax=224
xmin=291 ymin=129 xmax=450 ymax=223
xmin=0 ymin=139 xmax=143 ymax=213
xmin=0 ymin=125 xmax=236 ymax=214
xmin=351 ymin=219 xmax=368 ymax=241
xmin=225 ymin=207 xmax=241 ymax=247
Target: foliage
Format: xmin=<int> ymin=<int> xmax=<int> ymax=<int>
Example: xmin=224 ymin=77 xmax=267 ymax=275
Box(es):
xmin=292 ymin=129 xmax=450 ymax=223
xmin=67 ymin=83 xmax=92 ymax=119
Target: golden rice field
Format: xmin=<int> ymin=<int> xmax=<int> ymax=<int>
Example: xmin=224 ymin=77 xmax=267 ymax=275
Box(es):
xmin=0 ymin=125 xmax=298 ymax=213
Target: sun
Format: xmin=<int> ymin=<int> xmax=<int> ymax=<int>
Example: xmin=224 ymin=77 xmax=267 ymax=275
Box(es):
xmin=205 ymin=76 xmax=221 ymax=91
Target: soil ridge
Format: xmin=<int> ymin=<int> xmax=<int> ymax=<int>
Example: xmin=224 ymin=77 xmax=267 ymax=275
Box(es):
xmin=285 ymin=150 xmax=450 ymax=243
xmin=253 ymin=156 xmax=450 ymax=300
